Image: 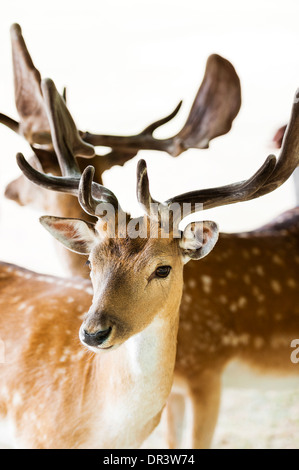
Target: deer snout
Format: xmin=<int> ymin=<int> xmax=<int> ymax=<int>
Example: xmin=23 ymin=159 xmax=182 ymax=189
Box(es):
xmin=80 ymin=312 xmax=114 ymax=349
xmin=82 ymin=327 xmax=112 ymax=347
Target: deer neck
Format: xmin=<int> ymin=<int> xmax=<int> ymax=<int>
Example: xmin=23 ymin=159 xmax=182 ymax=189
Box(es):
xmin=90 ymin=309 xmax=180 ymax=448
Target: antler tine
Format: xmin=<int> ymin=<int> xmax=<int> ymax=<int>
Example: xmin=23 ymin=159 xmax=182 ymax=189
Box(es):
xmin=82 ymin=54 xmax=241 ymax=157
xmin=79 ymin=166 xmax=121 ymax=217
xmin=136 ymin=159 xmax=159 ymax=217
xmin=81 ymin=101 xmax=183 ymax=154
xmin=137 ymin=101 xmax=182 ymax=138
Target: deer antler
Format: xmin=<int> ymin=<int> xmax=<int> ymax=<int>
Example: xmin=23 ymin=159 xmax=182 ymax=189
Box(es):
xmin=137 ymin=89 xmax=299 ymax=224
xmin=17 ymin=78 xmax=120 ymax=215
xmin=19 ymin=81 xmax=299 ymax=229
xmin=1 ymin=24 xmax=241 ymax=162
xmin=82 ymin=54 xmax=241 ymax=157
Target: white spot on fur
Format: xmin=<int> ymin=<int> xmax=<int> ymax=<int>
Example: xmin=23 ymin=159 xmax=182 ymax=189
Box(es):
xmin=257 ymin=308 xmax=265 ymax=316
xmin=238 ymin=297 xmax=247 ymax=308
xmin=18 ymin=302 xmax=28 ymax=311
xmin=287 ymin=278 xmax=297 ymax=288
xmin=188 ymin=279 xmax=196 ymax=289
xmin=255 ymin=265 xmax=264 ymax=276
xmin=271 ymin=279 xmax=282 ymax=294
xmin=222 ymin=332 xmax=250 ymax=347
xmin=270 ymin=336 xmax=289 ymax=349
xmin=60 ymin=348 xmax=71 ymax=362
xmin=272 ymin=254 xmax=284 ymax=265
xmin=36 ymin=275 xmax=55 ymax=284
xmin=252 ymin=286 xmax=265 ymax=302
xmin=201 ymin=275 xmax=212 ymax=293
xmin=12 ymin=392 xmax=23 ymax=406
xmin=254 ymin=337 xmax=264 ymax=349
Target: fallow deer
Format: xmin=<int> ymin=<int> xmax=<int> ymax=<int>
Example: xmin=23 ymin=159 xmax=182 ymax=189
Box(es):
xmin=8 ymin=76 xmax=299 ymax=448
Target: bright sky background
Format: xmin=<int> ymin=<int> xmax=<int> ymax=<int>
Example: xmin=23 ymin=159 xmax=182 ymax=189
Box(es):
xmin=0 ymin=0 xmax=298 ymax=275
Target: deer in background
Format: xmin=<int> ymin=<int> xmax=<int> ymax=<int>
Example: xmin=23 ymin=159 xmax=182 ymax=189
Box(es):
xmin=11 ymin=76 xmax=299 ymax=448
xmin=0 ymin=24 xmax=241 ymax=277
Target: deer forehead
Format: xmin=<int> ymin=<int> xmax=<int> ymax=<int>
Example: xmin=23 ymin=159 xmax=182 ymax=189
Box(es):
xmin=90 ymin=232 xmax=181 ymax=272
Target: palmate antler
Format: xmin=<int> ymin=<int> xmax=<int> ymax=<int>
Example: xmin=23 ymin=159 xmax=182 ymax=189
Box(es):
xmin=1 ymin=24 xmax=241 ymax=163
xmin=81 ymin=54 xmax=242 ymax=157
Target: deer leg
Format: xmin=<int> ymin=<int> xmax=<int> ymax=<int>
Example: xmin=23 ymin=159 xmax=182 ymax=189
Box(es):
xmin=188 ymin=371 xmax=222 ymax=449
xmin=164 ymin=392 xmax=187 ymax=449
xmin=165 ymin=371 xmax=221 ymax=449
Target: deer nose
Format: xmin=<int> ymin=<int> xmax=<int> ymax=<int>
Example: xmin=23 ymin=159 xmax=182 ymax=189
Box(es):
xmin=82 ymin=327 xmax=112 ymax=347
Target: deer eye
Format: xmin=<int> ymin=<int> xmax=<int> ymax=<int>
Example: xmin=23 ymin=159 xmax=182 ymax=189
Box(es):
xmin=85 ymin=260 xmax=92 ymax=270
xmin=155 ymin=266 xmax=171 ymax=278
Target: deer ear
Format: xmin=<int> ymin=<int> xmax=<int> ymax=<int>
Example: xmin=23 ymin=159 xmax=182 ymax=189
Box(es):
xmin=179 ymin=221 xmax=219 ymax=264
xmin=40 ymin=216 xmax=98 ymax=255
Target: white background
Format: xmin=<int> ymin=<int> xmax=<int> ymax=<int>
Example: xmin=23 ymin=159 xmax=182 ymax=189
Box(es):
xmin=0 ymin=0 xmax=298 ymax=276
